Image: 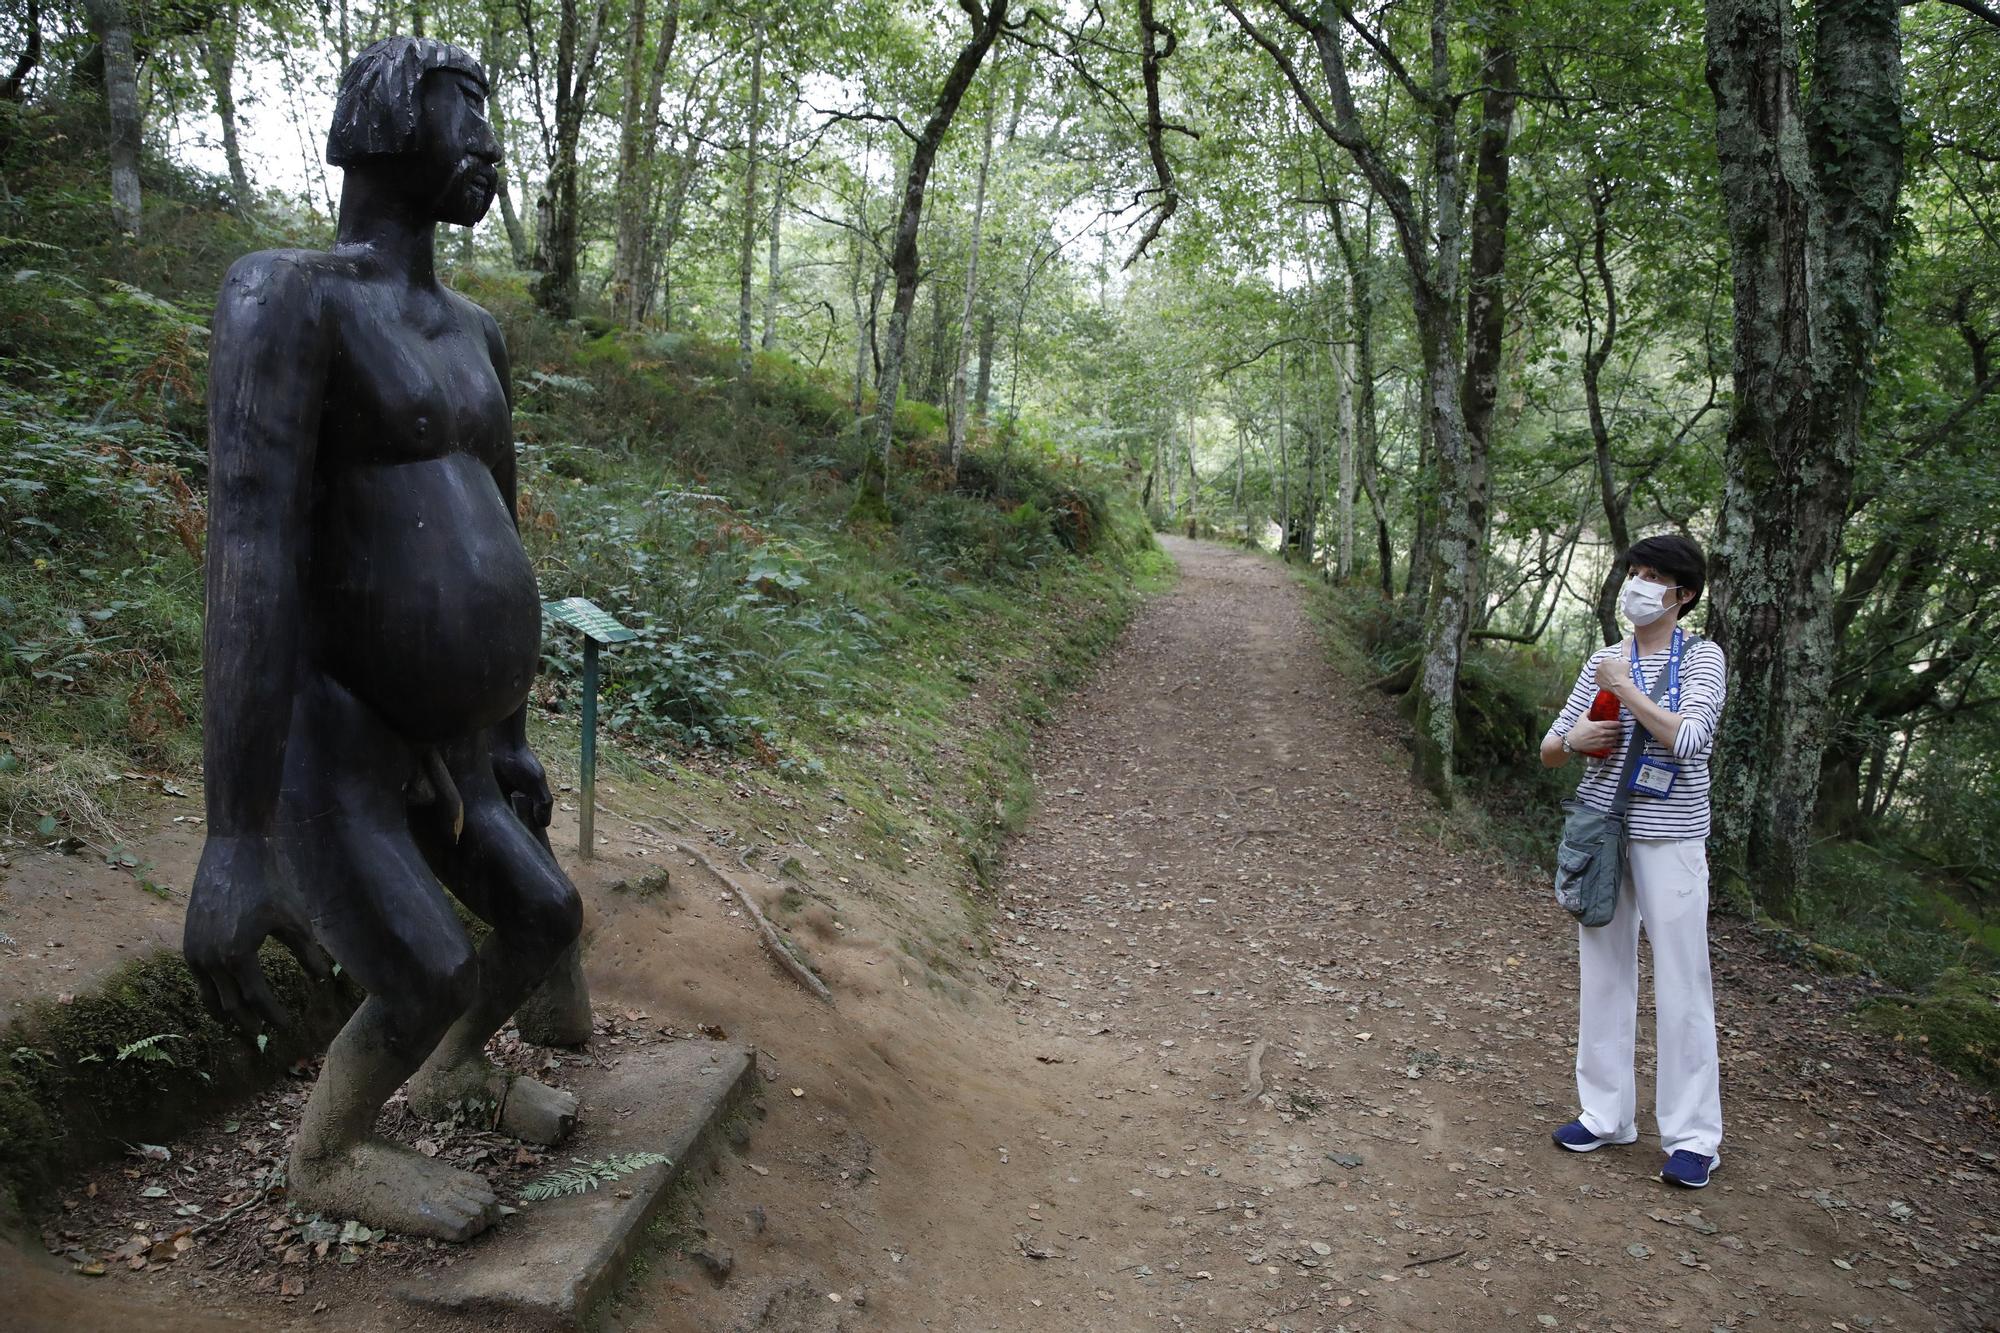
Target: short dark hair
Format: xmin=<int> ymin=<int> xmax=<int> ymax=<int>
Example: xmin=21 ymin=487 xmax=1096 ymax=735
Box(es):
xmin=326 ymin=37 xmax=487 ymax=167
xmin=1624 ymin=533 xmax=1706 ymax=617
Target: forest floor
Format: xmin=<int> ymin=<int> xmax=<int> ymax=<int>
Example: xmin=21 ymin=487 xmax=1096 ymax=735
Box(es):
xmin=8 ymin=537 xmax=1999 ymax=1332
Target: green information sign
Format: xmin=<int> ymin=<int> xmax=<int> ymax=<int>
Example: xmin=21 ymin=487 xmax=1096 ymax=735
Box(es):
xmin=543 ymin=596 xmax=637 ymax=644
xmin=542 ymin=598 xmax=636 ymax=859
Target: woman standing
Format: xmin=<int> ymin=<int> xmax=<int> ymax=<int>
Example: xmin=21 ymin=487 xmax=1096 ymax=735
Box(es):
xmin=1539 ymin=535 xmax=1727 ymax=1188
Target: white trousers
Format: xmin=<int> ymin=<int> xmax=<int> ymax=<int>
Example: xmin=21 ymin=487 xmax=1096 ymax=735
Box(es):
xmin=1574 ymin=838 xmax=1723 ymax=1157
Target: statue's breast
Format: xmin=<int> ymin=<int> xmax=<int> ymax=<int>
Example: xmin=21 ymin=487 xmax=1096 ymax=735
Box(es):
xmin=322 ymin=298 xmax=511 ymax=468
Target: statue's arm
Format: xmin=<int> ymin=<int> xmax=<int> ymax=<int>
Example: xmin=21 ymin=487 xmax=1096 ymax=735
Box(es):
xmin=186 ymin=254 xmax=334 ymax=1033
xmin=202 ymin=254 xmax=328 ymax=830
xmin=482 ymin=310 xmax=555 ymax=828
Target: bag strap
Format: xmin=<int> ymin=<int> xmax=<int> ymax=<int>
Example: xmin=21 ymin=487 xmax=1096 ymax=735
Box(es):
xmin=1607 ymin=663 xmax=1673 ymax=819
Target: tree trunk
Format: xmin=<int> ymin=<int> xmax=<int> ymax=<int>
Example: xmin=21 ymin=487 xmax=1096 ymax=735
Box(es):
xmin=1336 ymin=306 xmax=1356 ymax=579
xmin=948 ymin=82 xmax=998 ymax=476
xmin=737 ymin=9 xmax=767 ymax=381
xmin=1405 ymin=376 xmax=1432 ymax=602
xmin=2 ymin=0 xmax=43 ymax=102
xmin=922 ymin=280 xmax=949 ymax=404
xmin=612 ymin=0 xmax=680 ymax=325
xmin=200 ymin=5 xmax=249 ymax=211
xmin=483 ymin=20 xmax=531 ymax=268
xmin=974 ymin=59 xmax=1028 ymax=422
xmin=642 ymin=74 xmax=719 ymax=326
xmin=849 ymin=222 xmax=870 ymax=412
xmin=1333 ymin=196 xmax=1393 ymax=597
xmin=763 ymin=100 xmax=794 ymax=349
xmin=1176 ymin=396 xmax=1192 ymax=536
xmin=1457 ymin=9 xmax=1516 ymax=635
xmin=536 ymin=0 xmax=608 ymax=319
xmin=1234 ymin=420 xmax=1245 ymax=528
xmin=871 ymin=0 xmax=1010 ymax=480
xmin=1572 ymin=182 xmax=1632 ymax=645
xmin=84 ymin=0 xmax=142 ymax=237
xmin=1703 ymin=0 xmax=1903 ymax=917
xmin=1276 ymin=328 xmax=1290 ymax=555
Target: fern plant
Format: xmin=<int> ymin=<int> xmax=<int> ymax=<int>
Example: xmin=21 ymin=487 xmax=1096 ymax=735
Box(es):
xmin=519 ymin=1152 xmax=673 ymax=1202
xmin=116 ymin=1032 xmax=181 ymax=1064
xmin=77 ymin=1032 xmax=181 ymax=1066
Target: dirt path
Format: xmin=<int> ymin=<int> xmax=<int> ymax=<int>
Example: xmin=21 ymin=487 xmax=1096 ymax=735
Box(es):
xmin=865 ymin=537 xmax=1998 ymax=1332
xmin=14 ymin=537 xmax=1999 ymax=1332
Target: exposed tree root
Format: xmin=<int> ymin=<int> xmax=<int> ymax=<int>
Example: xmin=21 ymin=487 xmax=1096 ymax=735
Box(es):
xmin=673 ymin=839 xmax=834 ymax=1005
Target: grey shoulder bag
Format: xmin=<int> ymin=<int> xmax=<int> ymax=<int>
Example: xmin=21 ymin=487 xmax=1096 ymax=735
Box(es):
xmin=1553 ymin=666 xmax=1671 ymax=927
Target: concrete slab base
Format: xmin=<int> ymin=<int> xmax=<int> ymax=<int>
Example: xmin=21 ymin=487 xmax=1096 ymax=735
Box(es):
xmin=400 ymin=1039 xmax=757 ymax=1328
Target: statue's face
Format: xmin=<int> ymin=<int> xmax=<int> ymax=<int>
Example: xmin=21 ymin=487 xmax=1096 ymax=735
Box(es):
xmin=415 ymin=71 xmax=501 ymax=227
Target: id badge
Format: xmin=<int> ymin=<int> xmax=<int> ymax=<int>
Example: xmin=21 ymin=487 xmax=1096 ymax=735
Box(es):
xmin=1627 ymin=757 xmax=1679 ymax=798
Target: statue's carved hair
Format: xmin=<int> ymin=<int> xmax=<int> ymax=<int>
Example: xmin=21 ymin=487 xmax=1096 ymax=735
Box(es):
xmin=326 ymin=36 xmax=487 ymax=167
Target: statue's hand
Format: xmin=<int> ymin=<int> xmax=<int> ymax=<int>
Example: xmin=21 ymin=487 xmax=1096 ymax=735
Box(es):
xmin=184 ymin=834 xmax=331 ymax=1036
xmin=492 ymin=741 xmax=553 ymax=830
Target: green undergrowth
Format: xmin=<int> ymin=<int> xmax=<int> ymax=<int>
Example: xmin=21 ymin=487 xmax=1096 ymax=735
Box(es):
xmin=1297 ymin=569 xmax=2000 ymax=1090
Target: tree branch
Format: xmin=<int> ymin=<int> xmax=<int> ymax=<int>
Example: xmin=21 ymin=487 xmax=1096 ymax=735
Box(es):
xmin=808 ymin=102 xmax=918 ymax=143
xmin=1126 ymin=0 xmax=1189 ymax=267
xmin=1903 ymin=0 xmax=2000 ymax=30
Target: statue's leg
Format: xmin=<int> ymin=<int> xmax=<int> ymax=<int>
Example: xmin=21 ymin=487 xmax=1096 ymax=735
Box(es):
xmin=405 ymin=737 xmax=584 ymax=1144
xmin=506 ymin=788 xmax=594 ymax=1047
xmin=278 ymin=677 xmax=504 ymax=1242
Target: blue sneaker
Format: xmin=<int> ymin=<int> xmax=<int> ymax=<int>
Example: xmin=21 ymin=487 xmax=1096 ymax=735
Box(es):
xmin=1552 ymin=1119 xmax=1638 ymax=1152
xmin=1659 ymin=1150 xmax=1717 ymax=1188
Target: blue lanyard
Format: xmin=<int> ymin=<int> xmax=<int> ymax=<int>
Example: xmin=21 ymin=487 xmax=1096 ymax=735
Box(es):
xmin=1631 ymin=626 xmax=1683 ymax=713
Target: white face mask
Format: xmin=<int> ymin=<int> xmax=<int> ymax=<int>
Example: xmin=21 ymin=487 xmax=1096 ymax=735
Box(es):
xmin=1621 ymin=577 xmax=1679 ymax=627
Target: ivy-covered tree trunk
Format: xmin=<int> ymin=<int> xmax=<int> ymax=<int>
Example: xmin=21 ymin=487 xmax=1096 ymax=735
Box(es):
xmin=1703 ymin=0 xmax=1902 ymax=917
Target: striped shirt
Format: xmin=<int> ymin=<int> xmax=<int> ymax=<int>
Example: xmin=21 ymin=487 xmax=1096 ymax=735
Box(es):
xmin=1545 ymin=636 xmax=1728 ymax=841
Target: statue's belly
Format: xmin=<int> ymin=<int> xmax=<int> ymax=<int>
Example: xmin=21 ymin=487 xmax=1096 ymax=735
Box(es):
xmin=314 ymin=454 xmax=541 ymax=741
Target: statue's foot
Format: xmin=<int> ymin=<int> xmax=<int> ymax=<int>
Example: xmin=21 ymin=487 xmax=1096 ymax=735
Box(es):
xmin=288 ymin=1140 xmax=500 ymax=1242
xmin=407 ymin=1061 xmax=578 ymax=1146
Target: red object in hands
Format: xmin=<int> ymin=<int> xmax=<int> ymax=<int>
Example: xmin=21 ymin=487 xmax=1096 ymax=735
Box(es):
xmin=1577 ymin=689 xmax=1621 ymax=757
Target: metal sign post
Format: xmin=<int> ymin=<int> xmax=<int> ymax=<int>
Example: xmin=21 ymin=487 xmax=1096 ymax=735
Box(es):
xmin=542 ymin=597 xmax=637 ymax=859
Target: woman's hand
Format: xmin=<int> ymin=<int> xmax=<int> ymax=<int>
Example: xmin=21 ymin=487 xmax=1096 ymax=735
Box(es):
xmin=1594 ymin=652 xmax=1633 ymax=691
xmin=1565 ymin=718 xmax=1622 ymax=754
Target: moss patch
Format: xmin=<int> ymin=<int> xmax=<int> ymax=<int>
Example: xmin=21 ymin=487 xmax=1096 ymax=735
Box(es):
xmin=1859 ymin=968 xmax=2000 ymax=1090
xmin=0 ymin=944 xmax=356 ymax=1216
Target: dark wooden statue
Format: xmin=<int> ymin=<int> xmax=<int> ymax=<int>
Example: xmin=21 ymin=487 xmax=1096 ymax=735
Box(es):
xmin=185 ymin=37 xmax=583 ymax=1241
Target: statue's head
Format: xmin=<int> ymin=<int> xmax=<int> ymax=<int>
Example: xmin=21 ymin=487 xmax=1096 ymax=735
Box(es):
xmin=327 ymin=37 xmax=499 ymax=227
